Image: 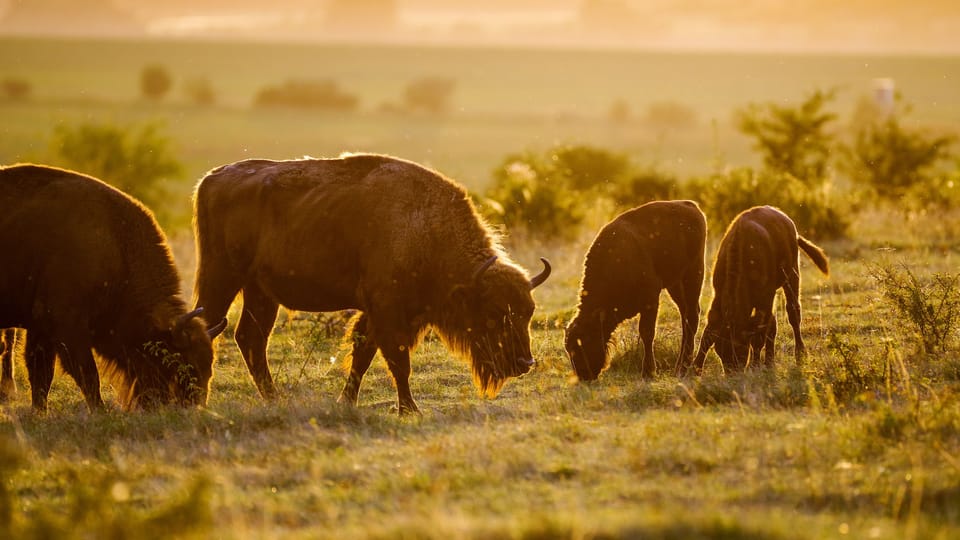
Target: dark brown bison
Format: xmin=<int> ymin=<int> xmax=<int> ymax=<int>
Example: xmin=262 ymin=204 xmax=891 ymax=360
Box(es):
xmin=1 ymin=328 xmax=16 ymax=401
xmin=687 ymin=206 xmax=829 ymax=375
xmin=565 ymin=200 xmax=707 ymax=380
xmin=192 ymin=154 xmax=551 ymax=414
xmin=0 ymin=164 xmax=226 ymax=412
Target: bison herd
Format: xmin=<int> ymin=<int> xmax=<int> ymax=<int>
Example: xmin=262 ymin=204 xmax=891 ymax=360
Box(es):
xmin=0 ymin=156 xmax=828 ymax=414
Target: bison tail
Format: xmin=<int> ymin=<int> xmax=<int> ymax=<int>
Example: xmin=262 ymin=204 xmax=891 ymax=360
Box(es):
xmin=798 ymin=236 xmax=829 ymax=276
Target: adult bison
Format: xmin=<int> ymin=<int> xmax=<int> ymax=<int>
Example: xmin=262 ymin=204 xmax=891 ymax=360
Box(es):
xmin=686 ymin=206 xmax=829 ymax=375
xmin=565 ymin=200 xmax=706 ymax=381
xmin=1 ymin=328 xmax=16 ymax=401
xmin=192 ymin=154 xmax=551 ymax=414
xmin=0 ymin=164 xmax=226 ymax=412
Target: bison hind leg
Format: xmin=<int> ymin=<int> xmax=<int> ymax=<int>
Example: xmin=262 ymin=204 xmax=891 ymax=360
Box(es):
xmin=337 ymin=312 xmax=378 ymax=407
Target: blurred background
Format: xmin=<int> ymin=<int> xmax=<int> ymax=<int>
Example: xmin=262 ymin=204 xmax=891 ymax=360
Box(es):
xmin=1 ymin=0 xmax=958 ymax=53
xmin=1 ymin=0 xmax=958 ymax=257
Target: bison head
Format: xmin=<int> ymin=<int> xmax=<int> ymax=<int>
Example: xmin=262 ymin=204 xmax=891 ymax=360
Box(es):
xmin=564 ymin=311 xmax=609 ymax=381
xmin=120 ymin=308 xmax=226 ymax=409
xmin=445 ymin=256 xmax=550 ymax=397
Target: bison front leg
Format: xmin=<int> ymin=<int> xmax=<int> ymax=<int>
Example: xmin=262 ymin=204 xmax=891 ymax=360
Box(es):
xmin=57 ymin=338 xmax=105 ymax=412
xmin=338 ymin=313 xmax=378 ymax=407
xmin=667 ymin=279 xmax=701 ymax=377
xmin=759 ymin=312 xmax=778 ymax=368
xmin=235 ymin=284 xmax=280 ymax=399
xmin=382 ymin=344 xmax=419 ymax=415
xmin=23 ymin=333 xmax=56 ymax=413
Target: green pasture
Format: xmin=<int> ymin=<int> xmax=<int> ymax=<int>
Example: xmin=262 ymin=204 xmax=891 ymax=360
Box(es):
xmin=1 ymin=38 xmax=960 ymax=539
xmin=2 ymin=37 xmax=959 ymax=220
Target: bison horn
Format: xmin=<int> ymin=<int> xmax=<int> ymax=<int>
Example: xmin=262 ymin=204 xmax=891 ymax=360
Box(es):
xmin=530 ymin=258 xmax=552 ymax=289
xmin=207 ymin=317 xmax=228 ymax=339
xmin=176 ymin=307 xmax=205 ymax=328
xmin=471 ymin=255 xmax=498 ymax=283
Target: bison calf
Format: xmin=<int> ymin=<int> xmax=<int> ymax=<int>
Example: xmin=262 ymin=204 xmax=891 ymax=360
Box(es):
xmin=687 ymin=206 xmax=829 ymax=375
xmin=192 ymin=154 xmax=550 ymax=414
xmin=565 ymin=200 xmax=707 ymax=380
xmin=0 ymin=164 xmax=225 ymax=412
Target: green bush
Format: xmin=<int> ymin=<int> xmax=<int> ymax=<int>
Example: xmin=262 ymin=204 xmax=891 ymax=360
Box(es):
xmin=483 ymin=145 xmax=650 ymax=239
xmin=402 ymin=77 xmax=456 ymax=114
xmin=870 ymin=263 xmax=960 ymax=355
xmin=254 ymin=79 xmax=358 ymax=111
xmin=736 ymin=89 xmax=837 ymax=187
xmin=50 ymin=120 xmax=183 ymax=216
xmin=1 ymin=77 xmax=31 ymax=101
xmin=611 ymin=168 xmax=682 ymax=209
xmin=685 ymin=167 xmax=849 ymax=239
xmin=140 ymin=64 xmax=172 ymax=102
xmin=841 ymin=111 xmax=956 ymax=202
xmin=483 ymin=153 xmax=586 ymax=240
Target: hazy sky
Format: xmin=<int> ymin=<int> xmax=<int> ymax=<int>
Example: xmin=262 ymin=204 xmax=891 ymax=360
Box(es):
xmin=1 ymin=0 xmax=958 ymax=54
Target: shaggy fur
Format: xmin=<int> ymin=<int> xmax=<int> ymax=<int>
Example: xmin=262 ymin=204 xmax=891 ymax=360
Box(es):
xmin=192 ymin=153 xmax=550 ymax=414
xmin=565 ymin=200 xmax=707 ymax=380
xmin=0 ymin=164 xmax=223 ymax=412
xmin=688 ymin=206 xmax=829 ymax=375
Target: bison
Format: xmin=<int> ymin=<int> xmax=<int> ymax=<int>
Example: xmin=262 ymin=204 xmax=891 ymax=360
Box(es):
xmin=0 ymin=164 xmax=226 ymax=412
xmin=1 ymin=328 xmax=16 ymax=401
xmin=565 ymin=200 xmax=707 ymax=380
xmin=686 ymin=206 xmax=829 ymax=375
xmin=192 ymin=154 xmax=551 ymax=414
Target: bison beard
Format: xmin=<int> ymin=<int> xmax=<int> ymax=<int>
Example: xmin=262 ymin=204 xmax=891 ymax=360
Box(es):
xmin=564 ymin=200 xmax=707 ymax=381
xmin=0 ymin=164 xmax=225 ymax=412
xmin=686 ymin=206 xmax=829 ymax=375
xmin=192 ymin=154 xmax=550 ymax=414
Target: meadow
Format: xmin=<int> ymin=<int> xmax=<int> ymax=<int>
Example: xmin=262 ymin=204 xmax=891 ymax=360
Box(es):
xmin=1 ymin=38 xmax=960 ymax=539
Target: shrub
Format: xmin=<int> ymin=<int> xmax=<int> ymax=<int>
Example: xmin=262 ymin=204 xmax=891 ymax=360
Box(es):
xmin=484 ymin=145 xmax=640 ymax=239
xmin=402 ymin=77 xmax=456 ymax=114
xmin=1 ymin=77 xmax=31 ymax=101
xmin=184 ymin=77 xmax=216 ymax=106
xmin=140 ymin=64 xmax=173 ymax=102
xmin=254 ymin=79 xmax=358 ymax=111
xmin=736 ymin=89 xmax=837 ymax=186
xmin=870 ymin=263 xmax=960 ymax=355
xmin=483 ymin=154 xmax=586 ymax=240
xmin=685 ymin=167 xmax=849 ymax=239
xmin=643 ymin=101 xmax=697 ymax=130
xmin=610 ymin=168 xmax=681 ymax=209
xmin=50 ymin=120 xmax=183 ymax=213
xmin=840 ymin=110 xmax=956 ymax=202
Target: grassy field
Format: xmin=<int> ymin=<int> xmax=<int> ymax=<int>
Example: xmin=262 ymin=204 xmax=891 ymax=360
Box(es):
xmin=2 ymin=37 xmax=960 ymax=224
xmin=1 ymin=38 xmax=960 ymax=539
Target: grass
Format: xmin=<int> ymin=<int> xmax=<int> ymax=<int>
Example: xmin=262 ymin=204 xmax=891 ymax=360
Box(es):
xmin=1 ymin=37 xmax=960 ymax=539
xmin=3 ymin=209 xmax=960 ymax=539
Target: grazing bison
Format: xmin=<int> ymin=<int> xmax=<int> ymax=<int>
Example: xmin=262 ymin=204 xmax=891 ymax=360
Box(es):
xmin=687 ymin=206 xmax=829 ymax=375
xmin=192 ymin=154 xmax=551 ymax=414
xmin=0 ymin=164 xmax=226 ymax=412
xmin=565 ymin=200 xmax=707 ymax=380
xmin=1 ymin=328 xmax=16 ymax=401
